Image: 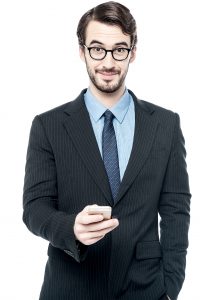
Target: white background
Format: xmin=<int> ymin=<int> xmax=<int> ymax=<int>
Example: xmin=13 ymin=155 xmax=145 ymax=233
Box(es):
xmin=0 ymin=0 xmax=199 ymax=299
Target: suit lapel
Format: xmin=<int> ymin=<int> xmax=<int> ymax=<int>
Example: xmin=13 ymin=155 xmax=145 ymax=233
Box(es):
xmin=63 ymin=91 xmax=113 ymax=205
xmin=63 ymin=90 xmax=158 ymax=206
xmin=115 ymin=92 xmax=158 ymax=205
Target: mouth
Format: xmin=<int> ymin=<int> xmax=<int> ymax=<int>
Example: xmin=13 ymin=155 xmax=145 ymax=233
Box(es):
xmin=97 ymin=70 xmax=119 ymax=80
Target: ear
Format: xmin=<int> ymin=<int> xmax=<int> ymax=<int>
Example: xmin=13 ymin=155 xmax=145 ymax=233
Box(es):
xmin=129 ymin=47 xmax=136 ymax=63
xmin=79 ymin=46 xmax=85 ymax=62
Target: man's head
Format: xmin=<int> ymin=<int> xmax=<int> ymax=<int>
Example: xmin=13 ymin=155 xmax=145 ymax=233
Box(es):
xmin=77 ymin=1 xmax=137 ymax=49
xmin=77 ymin=1 xmax=137 ymax=94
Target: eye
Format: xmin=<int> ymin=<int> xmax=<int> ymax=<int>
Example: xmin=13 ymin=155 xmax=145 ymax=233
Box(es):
xmin=115 ymin=48 xmax=126 ymax=53
xmin=92 ymin=47 xmax=104 ymax=53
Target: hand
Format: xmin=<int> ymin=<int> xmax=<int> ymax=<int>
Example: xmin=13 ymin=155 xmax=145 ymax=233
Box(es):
xmin=74 ymin=205 xmax=119 ymax=245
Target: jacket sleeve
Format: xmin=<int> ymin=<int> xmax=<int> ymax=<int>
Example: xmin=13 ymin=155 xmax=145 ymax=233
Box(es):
xmin=159 ymin=113 xmax=191 ymax=300
xmin=22 ymin=115 xmax=87 ymax=263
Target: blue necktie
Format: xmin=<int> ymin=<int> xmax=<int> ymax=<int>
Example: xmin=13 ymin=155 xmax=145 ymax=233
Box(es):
xmin=102 ymin=110 xmax=120 ymax=201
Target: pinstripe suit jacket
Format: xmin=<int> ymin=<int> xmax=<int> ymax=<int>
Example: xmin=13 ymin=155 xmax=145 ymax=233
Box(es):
xmin=23 ymin=89 xmax=191 ymax=300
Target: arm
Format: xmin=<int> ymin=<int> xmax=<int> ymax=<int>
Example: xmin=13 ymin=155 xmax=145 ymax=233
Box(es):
xmin=22 ymin=115 xmax=85 ymax=262
xmin=159 ymin=114 xmax=191 ymax=300
xmin=23 ymin=116 xmax=118 ymax=262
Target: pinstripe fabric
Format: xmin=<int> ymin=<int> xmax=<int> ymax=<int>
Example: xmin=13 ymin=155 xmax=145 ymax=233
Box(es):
xmin=23 ymin=89 xmax=191 ymax=300
xmin=102 ymin=110 xmax=120 ymax=201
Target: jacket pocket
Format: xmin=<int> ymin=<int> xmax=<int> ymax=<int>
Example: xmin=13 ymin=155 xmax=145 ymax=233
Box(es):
xmin=136 ymin=240 xmax=162 ymax=260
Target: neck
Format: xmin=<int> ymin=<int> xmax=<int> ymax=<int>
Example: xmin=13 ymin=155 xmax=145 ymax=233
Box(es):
xmin=89 ymin=83 xmax=126 ymax=108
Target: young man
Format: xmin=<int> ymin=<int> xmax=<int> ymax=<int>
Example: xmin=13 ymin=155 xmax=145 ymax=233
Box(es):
xmin=23 ymin=2 xmax=191 ymax=300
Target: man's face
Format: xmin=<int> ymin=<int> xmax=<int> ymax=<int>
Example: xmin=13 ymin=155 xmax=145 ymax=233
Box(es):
xmin=80 ymin=20 xmax=136 ymax=94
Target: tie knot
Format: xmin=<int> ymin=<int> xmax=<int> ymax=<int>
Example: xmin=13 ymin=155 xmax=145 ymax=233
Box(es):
xmin=104 ymin=110 xmax=114 ymax=122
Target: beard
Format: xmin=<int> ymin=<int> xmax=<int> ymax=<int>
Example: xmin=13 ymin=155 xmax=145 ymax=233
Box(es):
xmin=85 ymin=61 xmax=129 ymax=94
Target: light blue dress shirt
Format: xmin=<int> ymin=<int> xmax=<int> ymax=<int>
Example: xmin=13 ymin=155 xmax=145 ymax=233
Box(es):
xmin=84 ymin=88 xmax=135 ymax=180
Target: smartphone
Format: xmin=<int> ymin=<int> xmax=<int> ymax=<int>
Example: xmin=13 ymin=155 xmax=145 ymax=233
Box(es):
xmin=87 ymin=205 xmax=112 ymax=220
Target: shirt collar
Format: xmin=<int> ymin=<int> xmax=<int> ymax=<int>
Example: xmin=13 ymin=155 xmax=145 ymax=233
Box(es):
xmin=84 ymin=88 xmax=131 ymax=124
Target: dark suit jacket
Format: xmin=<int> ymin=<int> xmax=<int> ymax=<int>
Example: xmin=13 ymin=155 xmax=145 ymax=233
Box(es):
xmin=23 ymin=89 xmax=191 ymax=300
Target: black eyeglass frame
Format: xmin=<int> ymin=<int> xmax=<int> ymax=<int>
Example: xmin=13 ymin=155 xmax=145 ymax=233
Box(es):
xmin=83 ymin=45 xmax=133 ymax=61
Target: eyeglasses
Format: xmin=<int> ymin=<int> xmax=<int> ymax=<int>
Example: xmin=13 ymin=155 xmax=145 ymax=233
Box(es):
xmin=83 ymin=45 xmax=133 ymax=61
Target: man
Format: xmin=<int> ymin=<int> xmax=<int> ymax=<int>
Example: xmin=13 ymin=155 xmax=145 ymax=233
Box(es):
xmin=23 ymin=2 xmax=191 ymax=300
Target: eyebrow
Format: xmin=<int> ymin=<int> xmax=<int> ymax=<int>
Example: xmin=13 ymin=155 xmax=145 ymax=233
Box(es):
xmin=89 ymin=40 xmax=130 ymax=47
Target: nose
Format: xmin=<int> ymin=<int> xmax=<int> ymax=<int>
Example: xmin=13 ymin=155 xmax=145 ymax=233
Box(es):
xmin=102 ymin=51 xmax=115 ymax=68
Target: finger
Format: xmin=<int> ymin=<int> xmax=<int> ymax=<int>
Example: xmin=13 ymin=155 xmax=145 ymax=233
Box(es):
xmin=83 ymin=235 xmax=105 ymax=246
xmin=86 ymin=218 xmax=119 ymax=232
xmin=77 ymin=213 xmax=104 ymax=225
xmin=81 ymin=224 xmax=118 ymax=240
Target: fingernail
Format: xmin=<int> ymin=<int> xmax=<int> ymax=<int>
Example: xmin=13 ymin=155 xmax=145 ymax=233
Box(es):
xmin=114 ymin=219 xmax=119 ymax=226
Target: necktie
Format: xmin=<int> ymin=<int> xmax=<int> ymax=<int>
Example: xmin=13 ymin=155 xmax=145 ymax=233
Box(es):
xmin=102 ymin=110 xmax=120 ymax=201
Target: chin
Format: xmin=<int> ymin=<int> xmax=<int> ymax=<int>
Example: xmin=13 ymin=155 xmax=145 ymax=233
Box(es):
xmin=97 ymin=85 xmax=121 ymax=94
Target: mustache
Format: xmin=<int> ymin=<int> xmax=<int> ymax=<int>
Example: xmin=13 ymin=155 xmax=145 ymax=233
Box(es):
xmin=96 ymin=67 xmax=120 ymax=74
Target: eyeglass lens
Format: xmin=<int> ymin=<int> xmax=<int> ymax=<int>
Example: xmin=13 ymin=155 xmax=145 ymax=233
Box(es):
xmin=89 ymin=47 xmax=130 ymax=61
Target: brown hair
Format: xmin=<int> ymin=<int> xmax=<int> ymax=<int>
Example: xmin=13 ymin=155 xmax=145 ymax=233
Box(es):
xmin=77 ymin=1 xmax=137 ymax=48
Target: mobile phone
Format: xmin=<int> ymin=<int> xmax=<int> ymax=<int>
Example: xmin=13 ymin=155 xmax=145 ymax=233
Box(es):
xmin=87 ymin=205 xmax=112 ymax=220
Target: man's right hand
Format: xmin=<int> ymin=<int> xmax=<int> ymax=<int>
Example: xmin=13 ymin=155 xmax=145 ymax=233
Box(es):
xmin=74 ymin=205 xmax=119 ymax=245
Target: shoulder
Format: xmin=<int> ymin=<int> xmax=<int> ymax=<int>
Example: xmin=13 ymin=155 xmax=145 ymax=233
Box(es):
xmin=128 ymin=89 xmax=179 ymax=131
xmin=128 ymin=89 xmax=177 ymax=119
xmin=139 ymin=98 xmax=176 ymax=115
xmin=33 ymin=89 xmax=86 ymax=124
xmin=138 ymin=98 xmax=179 ymax=129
